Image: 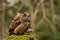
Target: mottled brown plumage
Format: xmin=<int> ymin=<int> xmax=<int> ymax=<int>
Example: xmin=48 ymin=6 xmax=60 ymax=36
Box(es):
xmin=8 ymin=13 xmax=33 ymax=35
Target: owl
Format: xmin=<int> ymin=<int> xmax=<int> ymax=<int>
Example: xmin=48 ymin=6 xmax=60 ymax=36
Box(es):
xmin=8 ymin=13 xmax=33 ymax=35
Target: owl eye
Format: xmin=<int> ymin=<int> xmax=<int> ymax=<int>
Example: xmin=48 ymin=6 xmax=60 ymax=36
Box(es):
xmin=24 ymin=14 xmax=26 ymax=16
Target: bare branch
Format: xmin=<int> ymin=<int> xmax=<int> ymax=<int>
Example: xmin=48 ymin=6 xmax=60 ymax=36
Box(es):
xmin=36 ymin=18 xmax=44 ymax=27
xmin=49 ymin=0 xmax=57 ymax=33
xmin=45 ymin=18 xmax=57 ymax=33
xmin=36 ymin=0 xmax=46 ymax=27
xmin=33 ymin=0 xmax=41 ymax=21
xmin=50 ymin=0 xmax=55 ymax=24
xmin=31 ymin=0 xmax=41 ymax=28
xmin=40 ymin=0 xmax=46 ymax=18
xmin=34 ymin=0 xmax=41 ymax=15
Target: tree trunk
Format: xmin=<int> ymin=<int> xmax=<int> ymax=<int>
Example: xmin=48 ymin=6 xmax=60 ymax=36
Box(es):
xmin=0 ymin=0 xmax=6 ymax=39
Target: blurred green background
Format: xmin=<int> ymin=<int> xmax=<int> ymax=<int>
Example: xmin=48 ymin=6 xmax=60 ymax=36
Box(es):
xmin=0 ymin=0 xmax=60 ymax=40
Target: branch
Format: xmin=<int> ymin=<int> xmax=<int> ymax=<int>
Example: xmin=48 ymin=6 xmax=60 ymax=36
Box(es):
xmin=50 ymin=0 xmax=55 ymax=24
xmin=45 ymin=18 xmax=57 ymax=33
xmin=40 ymin=0 xmax=46 ymax=18
xmin=31 ymin=0 xmax=41 ymax=28
xmin=36 ymin=0 xmax=46 ymax=27
xmin=33 ymin=0 xmax=41 ymax=21
xmin=49 ymin=0 xmax=57 ymax=33
xmin=36 ymin=18 xmax=44 ymax=27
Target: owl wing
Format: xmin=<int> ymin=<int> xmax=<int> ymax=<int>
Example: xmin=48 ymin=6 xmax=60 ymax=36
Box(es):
xmin=9 ymin=13 xmax=21 ymax=29
xmin=14 ymin=22 xmax=28 ymax=35
xmin=8 ymin=13 xmax=22 ymax=35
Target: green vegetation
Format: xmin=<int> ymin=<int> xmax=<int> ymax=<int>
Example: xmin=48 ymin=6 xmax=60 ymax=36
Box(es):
xmin=4 ymin=34 xmax=37 ymax=40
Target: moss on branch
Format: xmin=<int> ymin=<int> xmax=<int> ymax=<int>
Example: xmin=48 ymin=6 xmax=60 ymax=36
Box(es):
xmin=4 ymin=34 xmax=38 ymax=40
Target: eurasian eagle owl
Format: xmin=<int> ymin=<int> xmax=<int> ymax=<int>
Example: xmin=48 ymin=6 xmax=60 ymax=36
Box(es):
xmin=8 ymin=13 xmax=34 ymax=35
